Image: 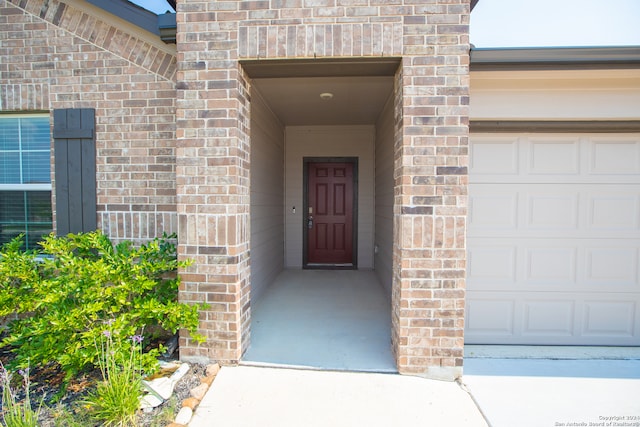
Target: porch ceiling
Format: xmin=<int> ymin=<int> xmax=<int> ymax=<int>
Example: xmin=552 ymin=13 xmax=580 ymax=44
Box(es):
xmin=252 ymin=76 xmax=394 ymax=126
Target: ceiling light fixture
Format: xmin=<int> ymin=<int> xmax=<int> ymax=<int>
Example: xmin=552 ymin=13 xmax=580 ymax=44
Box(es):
xmin=319 ymin=92 xmax=334 ymax=100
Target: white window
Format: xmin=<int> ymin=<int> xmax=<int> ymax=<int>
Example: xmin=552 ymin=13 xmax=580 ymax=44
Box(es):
xmin=0 ymin=115 xmax=52 ymax=249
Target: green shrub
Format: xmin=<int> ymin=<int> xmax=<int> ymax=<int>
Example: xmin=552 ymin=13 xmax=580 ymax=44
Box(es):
xmin=0 ymin=231 xmax=205 ymax=381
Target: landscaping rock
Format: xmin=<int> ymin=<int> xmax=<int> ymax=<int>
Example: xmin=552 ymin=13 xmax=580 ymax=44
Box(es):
xmin=190 ymin=382 xmax=209 ymax=400
xmin=201 ymin=374 xmax=216 ymax=386
xmin=28 ymin=361 xmax=210 ymax=427
xmin=182 ymin=397 xmax=200 ymax=410
xmin=174 ymin=407 xmax=193 ymax=425
xmin=205 ymin=362 xmax=220 ymax=377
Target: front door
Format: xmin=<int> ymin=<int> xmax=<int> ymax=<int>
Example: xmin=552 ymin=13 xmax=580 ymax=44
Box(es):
xmin=305 ymin=160 xmax=355 ymax=267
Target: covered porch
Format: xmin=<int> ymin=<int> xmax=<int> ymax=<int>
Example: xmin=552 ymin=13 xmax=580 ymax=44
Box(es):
xmin=242 ymin=269 xmax=395 ymax=373
xmin=176 ymin=57 xmax=469 ymax=380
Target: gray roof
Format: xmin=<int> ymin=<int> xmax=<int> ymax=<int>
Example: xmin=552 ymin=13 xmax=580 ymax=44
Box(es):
xmin=471 ymin=46 xmax=640 ymax=70
xmin=86 ymin=0 xmax=159 ymax=35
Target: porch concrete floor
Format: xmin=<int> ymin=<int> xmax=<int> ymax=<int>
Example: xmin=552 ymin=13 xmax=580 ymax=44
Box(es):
xmin=242 ymin=269 xmax=396 ymax=372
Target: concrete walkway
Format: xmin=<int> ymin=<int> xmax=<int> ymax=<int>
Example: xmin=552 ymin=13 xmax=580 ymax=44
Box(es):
xmin=188 ymin=355 xmax=640 ymax=427
xmin=188 ymin=365 xmax=487 ymax=427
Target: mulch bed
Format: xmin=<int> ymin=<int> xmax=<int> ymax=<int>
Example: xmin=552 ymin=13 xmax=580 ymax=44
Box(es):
xmin=0 ymin=344 xmax=207 ymax=426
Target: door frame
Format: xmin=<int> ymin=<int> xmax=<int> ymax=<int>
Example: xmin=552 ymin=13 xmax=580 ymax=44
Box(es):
xmin=302 ymin=157 xmax=359 ymax=269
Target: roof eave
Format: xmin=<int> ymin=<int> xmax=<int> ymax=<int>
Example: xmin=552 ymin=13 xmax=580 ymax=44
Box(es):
xmin=470 ymin=46 xmax=640 ymax=71
xmin=158 ymin=13 xmax=177 ymax=44
xmin=86 ymin=0 xmax=159 ymax=36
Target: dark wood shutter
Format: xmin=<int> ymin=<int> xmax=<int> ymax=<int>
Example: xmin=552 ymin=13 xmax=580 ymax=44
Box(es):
xmin=53 ymin=108 xmax=97 ymax=235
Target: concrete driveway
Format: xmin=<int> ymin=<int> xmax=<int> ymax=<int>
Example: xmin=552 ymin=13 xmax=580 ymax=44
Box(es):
xmin=463 ymin=358 xmax=640 ymax=427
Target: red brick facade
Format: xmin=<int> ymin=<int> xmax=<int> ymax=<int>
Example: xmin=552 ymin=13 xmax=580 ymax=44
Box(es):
xmin=2 ymin=0 xmax=469 ymax=380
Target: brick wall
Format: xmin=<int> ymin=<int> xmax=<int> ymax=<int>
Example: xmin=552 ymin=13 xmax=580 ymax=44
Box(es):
xmin=177 ymin=0 xmax=470 ymax=379
xmin=3 ymin=0 xmax=469 ymax=379
xmin=0 ymin=0 xmax=178 ymax=244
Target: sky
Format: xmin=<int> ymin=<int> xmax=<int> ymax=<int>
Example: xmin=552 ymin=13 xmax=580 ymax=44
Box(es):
xmin=471 ymin=0 xmax=640 ymax=47
xmin=131 ymin=0 xmax=640 ymax=48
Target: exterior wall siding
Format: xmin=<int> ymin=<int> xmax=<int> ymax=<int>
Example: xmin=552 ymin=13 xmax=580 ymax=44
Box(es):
xmin=374 ymin=94 xmax=395 ymax=295
xmin=249 ymin=89 xmax=285 ymax=302
xmin=284 ymin=125 xmax=375 ymax=269
xmin=177 ymin=0 xmax=470 ymax=379
xmin=0 ymin=0 xmax=178 ymax=244
xmin=470 ymin=70 xmax=640 ymax=120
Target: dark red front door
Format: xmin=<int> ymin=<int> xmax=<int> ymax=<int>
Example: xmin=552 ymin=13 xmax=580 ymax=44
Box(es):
xmin=306 ymin=162 xmax=354 ymax=266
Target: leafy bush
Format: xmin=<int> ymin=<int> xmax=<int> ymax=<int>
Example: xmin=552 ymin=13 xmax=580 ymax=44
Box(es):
xmin=0 ymin=231 xmax=205 ymax=381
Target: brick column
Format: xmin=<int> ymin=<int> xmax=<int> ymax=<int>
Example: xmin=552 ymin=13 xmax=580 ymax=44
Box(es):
xmin=392 ymin=5 xmax=470 ymax=381
xmin=175 ymin=1 xmax=251 ymax=363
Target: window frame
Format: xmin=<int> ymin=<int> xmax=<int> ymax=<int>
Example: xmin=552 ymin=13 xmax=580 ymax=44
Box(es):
xmin=0 ymin=113 xmax=53 ymax=248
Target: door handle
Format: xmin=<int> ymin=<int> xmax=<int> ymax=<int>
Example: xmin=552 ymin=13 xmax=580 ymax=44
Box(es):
xmin=307 ymin=215 xmax=313 ymax=229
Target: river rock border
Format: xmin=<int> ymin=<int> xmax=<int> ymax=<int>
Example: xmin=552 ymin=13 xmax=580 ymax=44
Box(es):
xmin=167 ymin=363 xmax=220 ymax=427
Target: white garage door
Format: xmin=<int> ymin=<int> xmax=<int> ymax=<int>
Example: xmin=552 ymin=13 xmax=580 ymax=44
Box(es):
xmin=466 ymin=134 xmax=640 ymax=345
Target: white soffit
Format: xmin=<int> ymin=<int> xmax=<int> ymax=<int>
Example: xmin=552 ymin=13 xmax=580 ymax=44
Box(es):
xmin=252 ymin=76 xmax=394 ymax=126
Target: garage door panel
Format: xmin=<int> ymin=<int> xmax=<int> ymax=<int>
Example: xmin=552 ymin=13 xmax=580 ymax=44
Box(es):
xmin=468 ymin=237 xmax=581 ymax=292
xmin=468 ymin=133 xmax=640 ymax=346
xmin=470 ymin=136 xmax=520 ymax=175
xmin=468 ymin=188 xmax=518 ymax=230
xmin=587 ymin=191 xmax=640 ymax=231
xmin=466 ymin=297 xmax=516 ymax=337
xmin=585 ymin=247 xmax=639 ymax=288
xmin=469 ymin=238 xmax=639 ymax=293
xmin=583 ymin=300 xmax=637 ymax=338
xmin=522 ymin=300 xmax=575 ymax=337
xmin=466 ymin=293 xmax=640 ymax=345
xmin=525 ymin=247 xmax=577 ymax=285
xmin=468 ymin=245 xmax=517 ymax=285
xmin=470 ymin=184 xmax=640 ymax=238
xmin=526 ymin=191 xmax=579 ymax=230
xmin=529 ymin=137 xmax=580 ymax=175
xmin=590 ymin=137 xmax=640 ymax=175
xmin=471 ymin=135 xmax=640 ymax=184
